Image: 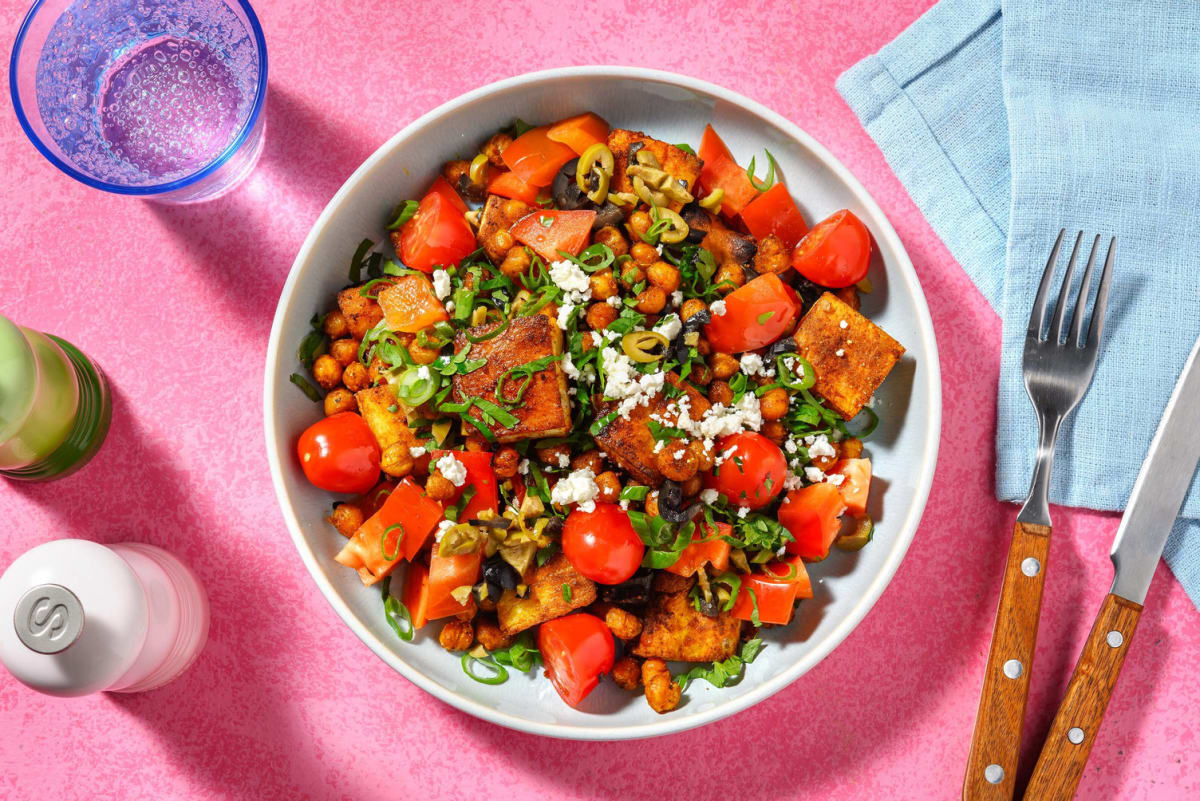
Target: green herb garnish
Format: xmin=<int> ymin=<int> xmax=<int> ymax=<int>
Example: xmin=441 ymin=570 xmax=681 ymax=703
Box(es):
xmin=289 ymin=373 xmax=322 ymax=402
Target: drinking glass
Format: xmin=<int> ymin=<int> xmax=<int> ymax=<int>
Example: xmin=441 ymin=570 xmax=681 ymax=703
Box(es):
xmin=10 ymin=0 xmax=268 ymax=204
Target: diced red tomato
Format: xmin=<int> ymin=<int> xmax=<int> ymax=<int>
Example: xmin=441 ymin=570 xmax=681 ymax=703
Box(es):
xmin=400 ymin=190 xmax=476 ymax=273
xmin=763 ymin=554 xmax=814 ymax=600
xmin=431 ymin=450 xmax=498 ymax=521
xmin=377 ymin=273 xmax=449 ymax=333
xmin=666 ymin=520 xmax=732 ymax=577
xmin=703 ymin=273 xmax=800 ymax=354
xmin=334 ymin=478 xmax=444 ymax=584
xmin=731 ymin=573 xmax=800 ymax=625
xmin=487 ymin=170 xmax=540 ymax=204
xmin=402 ymin=560 xmax=430 ymax=630
xmin=426 ymin=175 xmax=467 ymax=214
xmin=501 ymin=126 xmax=577 ymax=187
xmin=704 ymin=432 xmax=788 ymax=509
xmin=831 ymin=458 xmax=871 ymax=517
xmin=790 ymin=209 xmax=872 ymax=288
xmin=425 ymin=549 xmax=483 ymax=620
xmin=562 ymin=503 xmax=645 ymax=585
xmin=510 ymin=209 xmax=596 ymax=262
xmin=698 ymin=124 xmax=759 ymax=216
xmin=538 ymin=613 xmax=615 ymax=708
xmin=297 ymin=412 xmax=381 ymax=495
xmin=547 ymin=112 xmax=610 ymax=155
xmin=739 ymin=183 xmax=809 ymax=250
xmin=779 ymin=483 xmax=847 ymax=561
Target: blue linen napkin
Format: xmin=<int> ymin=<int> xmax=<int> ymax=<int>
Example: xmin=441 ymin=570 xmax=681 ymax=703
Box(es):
xmin=837 ymin=0 xmax=1200 ymax=608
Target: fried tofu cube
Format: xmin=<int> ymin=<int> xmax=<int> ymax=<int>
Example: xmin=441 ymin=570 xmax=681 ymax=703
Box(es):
xmin=608 ymin=129 xmax=703 ymax=211
xmin=451 ymin=315 xmax=572 ymax=443
xmin=477 ymin=194 xmax=533 ymax=264
xmin=496 ymin=553 xmax=597 ymax=635
xmin=337 ymin=285 xmax=384 ymax=339
xmin=792 ymin=292 xmax=905 ymax=419
xmin=592 ymin=375 xmax=711 ymax=486
xmin=354 ymin=385 xmax=418 ymax=453
xmin=633 ymin=589 xmax=741 ymax=663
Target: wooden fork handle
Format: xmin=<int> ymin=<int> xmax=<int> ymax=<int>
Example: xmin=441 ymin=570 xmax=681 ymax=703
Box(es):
xmin=1022 ymin=593 xmax=1142 ymax=801
xmin=963 ymin=520 xmax=1052 ymax=801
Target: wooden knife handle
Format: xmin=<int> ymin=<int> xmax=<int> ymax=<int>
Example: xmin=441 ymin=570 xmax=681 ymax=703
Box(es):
xmin=963 ymin=520 xmax=1052 ymax=801
xmin=1022 ymin=593 xmax=1142 ymax=801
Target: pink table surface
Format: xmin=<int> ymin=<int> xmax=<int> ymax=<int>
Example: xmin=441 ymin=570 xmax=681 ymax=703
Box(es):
xmin=1 ymin=1 xmax=1196 ymax=799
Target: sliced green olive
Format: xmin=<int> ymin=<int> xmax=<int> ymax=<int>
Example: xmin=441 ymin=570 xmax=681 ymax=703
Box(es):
xmin=631 ymin=175 xmax=669 ymax=208
xmin=468 ymin=153 xmax=489 ymax=184
xmin=634 ymin=148 xmax=662 ymax=169
xmin=432 ymin=419 xmax=453 ymax=445
xmin=655 ymin=208 xmax=690 ymax=244
xmin=576 ymin=143 xmax=615 ymax=204
xmin=627 ymin=164 xmax=694 ymax=205
xmin=698 ymin=188 xmax=725 ymax=212
xmin=621 ymin=330 xmax=670 ymax=362
xmin=836 ymin=516 xmax=875 ymax=552
xmin=438 ymin=523 xmax=486 ymax=557
xmin=607 ymin=191 xmax=638 ymax=207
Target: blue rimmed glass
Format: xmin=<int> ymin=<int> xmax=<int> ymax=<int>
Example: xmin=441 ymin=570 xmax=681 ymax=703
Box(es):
xmin=10 ymin=0 xmax=268 ymax=204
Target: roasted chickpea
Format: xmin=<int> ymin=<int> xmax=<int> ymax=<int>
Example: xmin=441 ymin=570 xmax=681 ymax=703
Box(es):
xmin=644 ymin=491 xmax=660 ymax=517
xmin=499 ymin=246 xmax=531 ymax=280
xmin=696 ymin=337 xmax=712 ymax=357
xmin=812 ymin=450 xmax=838 ymax=471
xmin=588 ymin=268 xmax=619 ymax=300
xmin=465 ymin=434 xmax=490 ymax=453
xmin=604 ymin=607 xmax=643 ymax=640
xmin=612 ymin=656 xmax=642 ymax=691
xmin=489 ymin=229 xmax=515 ymax=255
xmin=324 ymin=387 xmax=357 ymax=416
xmin=407 ymin=338 xmax=441 ymax=365
xmin=493 ymin=446 xmax=520 ymax=479
xmin=327 ymin=503 xmax=364 ymax=537
xmin=643 ymin=658 xmax=681 ymax=713
xmin=680 ymin=475 xmax=702 ymax=498
xmin=327 ymin=338 xmax=358 ymax=366
xmin=475 ymin=617 xmax=514 ymax=651
xmin=312 ymin=354 xmax=343 ymax=390
xmin=689 ymin=439 xmax=715 ymax=471
xmin=568 ymin=451 xmax=603 ymax=474
xmin=759 ymin=388 xmax=790 ymax=421
xmin=708 ymin=380 xmax=734 ymax=405
xmin=586 ymin=302 xmax=619 ymax=331
xmin=762 ymin=420 xmax=788 ymax=444
xmin=536 ymin=443 xmax=572 ymax=469
xmin=539 ymin=302 xmax=559 ymax=324
xmin=593 ymin=225 xmax=629 ymax=257
xmin=753 ymin=234 xmax=790 ymax=275
xmin=628 ymin=210 xmax=653 ymax=240
xmin=681 ymin=298 xmax=708 ymax=321
xmin=630 ymin=242 xmax=658 ymax=267
xmin=657 ymin=442 xmax=699 ymax=482
xmin=594 ymin=470 xmax=621 ymax=503
xmin=689 ymin=364 xmax=713 ymax=386
xmin=367 ymin=355 xmax=388 ymax=385
xmin=425 ymin=473 xmax=457 ymax=501
xmin=323 ymin=310 xmax=349 ymax=339
xmin=840 ymin=437 xmax=864 ymax=459
xmin=714 ymin=263 xmax=746 ymax=293
xmin=502 ymin=198 xmax=527 ymax=218
xmin=635 ymin=286 xmax=667 ymax=314
xmin=477 ymin=595 xmax=498 ymax=613
xmin=380 ymin=443 xmax=415 ymax=478
xmin=709 ymin=352 xmax=739 ymax=380
xmin=483 ymin=132 xmax=513 ymax=167
xmin=647 ymin=260 xmax=681 ymax=293
xmin=342 ymin=361 xmax=370 ymax=392
xmin=455 ymin=605 xmax=477 ymax=622
xmin=442 ymin=159 xmax=470 ymax=187
xmin=438 ymin=619 xmax=474 ymax=651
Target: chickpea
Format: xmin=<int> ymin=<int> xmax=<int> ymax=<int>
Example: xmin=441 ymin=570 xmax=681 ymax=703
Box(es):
xmin=656 ymin=442 xmax=699 ymax=482
xmin=612 ymin=656 xmax=642 ymax=691
xmin=493 ymin=446 xmax=519 ymax=479
xmin=709 ymin=352 xmax=739 ymax=380
xmin=762 ymin=420 xmax=788 ymax=444
xmin=681 ymin=298 xmax=708 ymax=321
xmin=630 ymin=242 xmax=658 ymax=267
xmin=342 ymin=361 xmax=370 ymax=393
xmin=643 ymin=658 xmax=682 ymax=714
xmin=708 ymin=380 xmax=733 ymax=405
xmin=589 ymin=268 xmax=619 ymax=300
xmin=407 ymin=338 xmax=441 ymax=365
xmin=327 ymin=503 xmax=364 ymax=537
xmin=368 ymin=355 xmax=388 ymax=386
xmin=644 ymin=491 xmax=660 ymax=517
xmin=425 ymin=473 xmax=457 ymax=501
xmin=680 ymin=475 xmax=702 ymax=498
xmin=539 ymin=302 xmax=559 ymax=324
xmin=483 ymin=132 xmax=513 ymax=167
xmin=438 ymin=619 xmax=474 ymax=651
xmin=323 ymin=310 xmax=349 ymax=339
xmin=327 ymin=338 xmax=359 ymax=366
xmin=628 ymin=210 xmax=653 ymax=240
xmin=465 ymin=435 xmax=489 ymax=452
xmin=475 ymin=618 xmax=514 ymax=651
xmin=635 ymin=286 xmax=667 ymax=314
xmin=604 ymin=607 xmax=643 ymax=640
xmin=753 ymin=234 xmax=790 ymax=275
xmin=324 ymin=387 xmax=357 ymax=416
xmin=536 ymin=443 xmax=571 ymax=468
xmin=489 ymin=229 xmax=515 ymax=255
xmin=841 ymin=438 xmax=864 ymax=459
xmin=312 ymin=354 xmax=343 ymax=390
xmin=689 ymin=439 xmax=715 ymax=472
xmin=593 ymin=225 xmax=629 ymax=257
xmin=442 ymin=159 xmax=470 ymax=187
xmin=714 ymin=263 xmax=746 ymax=293
xmin=586 ymin=302 xmax=619 ymax=331
xmin=478 ymin=595 xmax=498 ymax=613
xmin=759 ymin=388 xmax=790 ymax=421
xmin=380 ymin=443 xmax=415 ymax=478
xmin=647 ymin=260 xmax=682 ymax=293
xmin=594 ymin=470 xmax=621 ymax=503
xmin=812 ymin=450 xmax=838 ymax=471
xmin=455 ymin=605 xmax=477 ymax=622
xmin=570 ymin=451 xmax=604 ymax=474
xmin=499 ymin=246 xmax=531 ymax=280
xmin=696 ymin=337 xmax=712 ymax=357
xmin=502 ymin=199 xmax=528 ymax=218
xmin=689 ymin=364 xmax=713 ymax=386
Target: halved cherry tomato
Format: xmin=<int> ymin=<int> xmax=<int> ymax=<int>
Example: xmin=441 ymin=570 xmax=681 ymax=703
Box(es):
xmin=297 ymin=412 xmax=380 ymax=494
xmin=731 ymin=573 xmax=800 ymax=625
xmin=665 ymin=520 xmax=732 ymax=577
xmin=739 ymin=183 xmax=809 ymax=250
xmin=562 ymin=503 xmax=645 ymax=585
xmin=790 ymin=209 xmax=871 ymax=288
xmin=538 ymin=613 xmax=615 ymax=708
xmin=830 ymin=458 xmax=871 ymax=517
xmin=510 ymin=209 xmax=596 ymax=262
xmin=703 ymin=273 xmax=800 ymax=354
xmin=402 ymin=560 xmax=431 ymax=630
xmin=779 ymin=483 xmax=847 ymax=561
xmin=547 ymin=112 xmax=610 ymax=155
xmin=426 ymin=175 xmax=467 ymax=214
xmin=431 ymin=450 xmax=498 ymax=521
xmin=425 ymin=548 xmax=482 ymax=620
xmin=501 ymin=126 xmax=577 ymax=187
xmin=378 ymin=273 xmax=449 ymax=333
xmin=697 ymin=124 xmax=759 ymax=216
xmin=763 ymin=554 xmax=814 ymax=599
xmin=704 ymin=432 xmax=788 ymax=509
xmin=334 ymin=477 xmax=445 ymax=583
xmin=400 ymin=190 xmax=476 ymax=273
xmin=487 ymin=170 xmax=540 ymax=204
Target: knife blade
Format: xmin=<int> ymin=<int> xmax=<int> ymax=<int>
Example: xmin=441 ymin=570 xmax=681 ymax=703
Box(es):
xmin=1110 ymin=332 xmax=1200 ymax=604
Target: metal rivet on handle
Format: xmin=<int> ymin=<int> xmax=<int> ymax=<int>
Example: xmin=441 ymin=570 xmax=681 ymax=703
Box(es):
xmin=1021 ymin=557 xmax=1041 ymax=577
xmin=1003 ymin=659 xmax=1024 ymax=679
xmin=984 ymin=764 xmax=1004 ymax=784
xmin=1106 ymin=630 xmax=1124 ymax=648
xmin=1067 ymin=727 xmax=1085 ymax=745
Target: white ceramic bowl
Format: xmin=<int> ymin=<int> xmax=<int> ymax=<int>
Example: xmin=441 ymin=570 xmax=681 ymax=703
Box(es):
xmin=264 ymin=66 xmax=941 ymax=740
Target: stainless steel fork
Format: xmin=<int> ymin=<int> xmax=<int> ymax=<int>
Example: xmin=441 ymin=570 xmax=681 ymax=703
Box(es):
xmin=963 ymin=230 xmax=1116 ymax=801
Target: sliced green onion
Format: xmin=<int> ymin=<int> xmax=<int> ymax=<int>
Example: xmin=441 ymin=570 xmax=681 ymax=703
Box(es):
xmin=384 ymin=595 xmax=414 ymax=641
xmin=381 ymin=523 xmax=405 ymax=561
xmin=746 ymin=149 xmax=778 ymax=192
xmin=386 ymin=200 xmax=419 ymax=230
xmin=394 ymin=367 xmax=438 ymax=407
xmin=348 ymin=237 xmax=374 ymax=283
xmin=844 ymin=406 xmax=880 ymax=438
xmin=465 ymin=317 xmax=510 ymax=343
xmin=461 ymin=652 xmax=509 ymax=684
xmin=289 ymin=373 xmax=322 ymax=402
xmin=777 ymin=355 xmax=816 ymax=391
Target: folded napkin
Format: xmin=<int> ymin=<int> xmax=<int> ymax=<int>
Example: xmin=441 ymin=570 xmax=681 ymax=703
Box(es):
xmin=837 ymin=0 xmax=1200 ymax=608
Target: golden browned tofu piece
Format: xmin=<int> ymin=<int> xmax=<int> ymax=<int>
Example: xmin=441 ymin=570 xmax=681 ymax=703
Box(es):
xmin=496 ymin=553 xmax=597 ymax=635
xmin=592 ymin=375 xmax=711 ymax=486
xmin=477 ymin=194 xmax=533 ymax=264
xmin=337 ymin=285 xmax=384 ymax=339
xmin=633 ymin=590 xmax=740 ymax=663
xmin=354 ymin=385 xmax=418 ymax=453
xmin=608 ymin=129 xmax=703 ymax=211
xmin=451 ymin=315 xmax=572 ymax=443
xmin=793 ymin=292 xmax=905 ymax=420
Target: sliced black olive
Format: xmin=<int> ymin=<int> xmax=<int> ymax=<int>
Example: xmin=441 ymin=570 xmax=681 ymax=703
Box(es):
xmin=543 ymin=517 xmax=565 ymax=537
xmin=679 ymin=202 xmax=710 ymax=243
xmin=789 ymin=275 xmax=826 ymax=309
xmin=591 ymin=201 xmax=623 ymax=230
xmin=628 ymin=141 xmax=646 ymax=162
xmin=482 ymin=555 xmax=520 ymax=592
xmin=473 ymin=517 xmax=513 ymax=530
xmin=697 ymin=596 xmax=720 ymax=618
xmin=766 ymin=337 xmax=799 ymax=358
xmin=657 ymin=479 xmax=689 ymax=523
xmin=455 ymin=173 xmax=487 ymax=204
xmin=552 ymin=158 xmax=588 ymax=210
xmin=728 ymin=233 xmax=758 ymax=265
xmin=598 ymin=568 xmax=654 ymax=605
xmin=680 ymin=308 xmax=711 ymax=332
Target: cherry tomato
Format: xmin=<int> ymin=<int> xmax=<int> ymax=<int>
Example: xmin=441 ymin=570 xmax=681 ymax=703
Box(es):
xmin=779 ymin=483 xmax=847 ymax=561
xmin=739 ymin=183 xmax=809 ymax=250
xmin=510 ymin=209 xmax=596 ymax=262
xmin=487 ymin=170 xmax=540 ymax=204
xmin=334 ymin=478 xmax=445 ymax=582
xmin=697 ymin=124 xmax=758 ymax=216
xmin=664 ymin=520 xmax=732 ymax=577
xmin=703 ymin=432 xmax=788 ymax=509
xmin=546 ymin=112 xmax=610 ymax=155
xmin=378 ymin=273 xmax=449 ymax=333
xmin=703 ymin=273 xmax=800 ymax=354
xmin=790 ymin=209 xmax=871 ymax=288
xmin=297 ymin=412 xmax=380 ymax=494
xmin=562 ymin=503 xmax=645 ymax=585
xmin=538 ymin=613 xmax=615 ymax=708
xmin=399 ymin=190 xmax=476 ymax=273
xmin=501 ymin=126 xmax=577 ymax=187
xmin=426 ymin=549 xmax=482 ymax=620
xmin=830 ymin=458 xmax=871 ymax=517
xmin=730 ymin=573 xmax=800 ymax=625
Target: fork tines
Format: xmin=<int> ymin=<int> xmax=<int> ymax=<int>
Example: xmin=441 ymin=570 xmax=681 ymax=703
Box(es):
xmin=1027 ymin=229 xmax=1117 ymax=349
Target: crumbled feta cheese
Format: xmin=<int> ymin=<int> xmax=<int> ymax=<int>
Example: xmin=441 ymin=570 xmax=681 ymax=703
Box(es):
xmin=606 ymin=295 xmax=622 ymax=307
xmin=784 ymin=439 xmax=798 ymax=454
xmin=548 ymin=259 xmax=592 ymax=300
xmin=619 ymin=499 xmax=630 ymax=510
xmin=556 ymin=301 xmax=576 ymax=331
xmin=739 ymin=353 xmax=766 ymax=376
xmin=700 ymin=488 xmax=720 ymax=505
xmin=434 ymin=519 xmax=456 ymax=542
xmin=804 ymin=466 xmax=825 ymax=483
xmin=409 ymin=446 xmax=427 ymax=458
xmin=808 ymin=434 xmax=836 ymax=460
xmin=600 ymin=346 xmax=667 ymax=416
xmin=839 ymin=319 xmax=848 ymax=330
xmin=431 ymin=269 xmax=452 ymax=300
xmin=710 ymin=299 xmax=727 ymax=316
xmin=435 ymin=453 xmax=468 ymax=487
xmin=672 ymin=449 xmax=684 ymax=460
xmin=416 ymin=365 xmax=431 ymax=380
xmin=653 ymin=314 xmax=682 ymax=341
xmin=670 ymin=290 xmax=683 ymax=307
xmin=557 ymin=452 xmax=570 ymax=468
xmin=562 ymin=352 xmax=580 ymax=379
xmin=550 ymin=468 xmax=599 ymax=512
xmin=783 ymin=472 xmax=804 ymax=490
xmin=445 ymin=300 xmax=455 ymax=313
xmin=590 ymin=331 xmax=603 ymax=347
xmin=835 ymin=348 xmax=845 ymax=357
xmin=655 ymin=243 xmax=664 ymax=256
xmin=517 ymin=458 xmax=530 ymax=475
xmin=826 ymin=473 xmax=846 ymax=487
xmin=737 ymin=506 xmax=750 ymax=518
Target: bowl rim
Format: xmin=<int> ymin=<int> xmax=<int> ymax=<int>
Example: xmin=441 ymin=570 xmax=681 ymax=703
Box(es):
xmin=264 ymin=65 xmax=942 ymax=741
